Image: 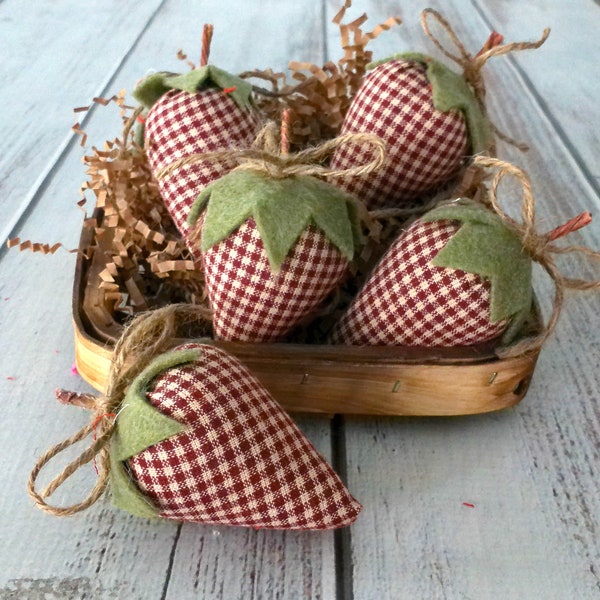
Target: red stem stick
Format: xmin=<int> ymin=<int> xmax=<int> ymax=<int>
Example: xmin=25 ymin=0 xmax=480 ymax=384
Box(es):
xmin=547 ymin=211 xmax=592 ymax=242
xmin=475 ymin=31 xmax=504 ymax=58
xmin=200 ymin=24 xmax=214 ymax=67
xmin=281 ymin=109 xmax=292 ymax=156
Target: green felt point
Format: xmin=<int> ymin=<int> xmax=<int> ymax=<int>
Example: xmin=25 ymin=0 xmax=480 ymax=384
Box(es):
xmin=188 ymin=170 xmax=362 ymax=272
xmin=133 ymin=65 xmax=254 ymax=110
xmin=111 ymin=348 xmax=201 ymax=462
xmin=422 ymin=199 xmax=532 ymax=326
xmin=109 ymin=447 xmax=160 ymax=519
xmin=109 ymin=347 xmax=203 ymax=519
xmin=369 ymin=53 xmax=493 ymax=155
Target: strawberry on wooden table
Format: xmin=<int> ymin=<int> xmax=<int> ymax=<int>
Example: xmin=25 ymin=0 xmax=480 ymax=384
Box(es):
xmin=330 ymin=199 xmax=533 ymax=347
xmin=133 ymin=49 xmax=262 ymax=245
xmin=107 ymin=342 xmax=361 ymax=529
xmin=330 ymin=9 xmax=549 ymax=211
xmin=27 ymin=309 xmax=362 ymax=530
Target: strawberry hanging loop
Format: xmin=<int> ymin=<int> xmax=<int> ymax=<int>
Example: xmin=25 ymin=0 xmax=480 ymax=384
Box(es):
xmin=472 ymin=156 xmax=600 ymax=357
xmin=420 ymin=9 xmax=550 ymax=153
xmin=155 ymin=121 xmax=387 ymax=182
xmin=27 ymin=304 xmax=212 ymax=516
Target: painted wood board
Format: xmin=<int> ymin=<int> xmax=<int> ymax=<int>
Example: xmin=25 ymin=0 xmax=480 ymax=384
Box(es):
xmin=0 ymin=0 xmax=164 ymax=247
xmin=472 ymin=0 xmax=600 ymax=181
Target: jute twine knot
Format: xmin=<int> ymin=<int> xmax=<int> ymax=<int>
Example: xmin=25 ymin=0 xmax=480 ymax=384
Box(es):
xmin=27 ymin=304 xmax=212 ymax=516
xmin=421 ymin=9 xmax=550 ymax=153
xmin=155 ymin=117 xmax=387 ymax=182
xmin=470 ymin=156 xmax=600 ymax=358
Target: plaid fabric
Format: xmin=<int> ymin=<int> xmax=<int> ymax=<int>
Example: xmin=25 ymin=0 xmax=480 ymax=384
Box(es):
xmin=330 ymin=219 xmax=507 ymax=346
xmin=128 ymin=343 xmax=362 ymax=530
xmin=202 ymin=217 xmax=348 ymax=342
xmin=145 ymin=89 xmax=262 ymax=239
xmin=330 ymin=59 xmax=468 ymax=210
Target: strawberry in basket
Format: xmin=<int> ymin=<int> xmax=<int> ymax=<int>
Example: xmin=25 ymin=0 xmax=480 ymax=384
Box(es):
xmin=330 ymin=10 xmax=549 ymax=211
xmin=109 ymin=342 xmax=361 ymax=529
xmin=330 ymin=199 xmax=532 ymax=347
xmin=185 ymin=120 xmax=380 ymax=343
xmin=133 ymin=28 xmax=262 ymax=245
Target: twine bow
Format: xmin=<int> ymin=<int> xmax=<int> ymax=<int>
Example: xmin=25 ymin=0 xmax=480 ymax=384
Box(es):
xmin=155 ymin=119 xmax=387 ymax=182
xmin=27 ymin=304 xmax=212 ymax=516
xmin=470 ymin=156 xmax=600 ymax=357
xmin=421 ymin=9 xmax=550 ymax=152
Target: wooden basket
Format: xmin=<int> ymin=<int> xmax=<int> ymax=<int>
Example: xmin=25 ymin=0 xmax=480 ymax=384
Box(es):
xmin=73 ymin=212 xmax=541 ymax=416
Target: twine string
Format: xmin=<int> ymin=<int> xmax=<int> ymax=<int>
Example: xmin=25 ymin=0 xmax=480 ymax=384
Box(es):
xmin=471 ymin=156 xmax=600 ymax=357
xmin=155 ymin=122 xmax=387 ymax=182
xmin=122 ymin=106 xmax=145 ymax=147
xmin=27 ymin=304 xmax=212 ymax=516
xmin=420 ymin=9 xmax=550 ymax=152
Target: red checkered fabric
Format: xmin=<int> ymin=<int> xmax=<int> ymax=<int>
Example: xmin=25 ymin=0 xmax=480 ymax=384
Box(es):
xmin=128 ymin=343 xmax=362 ymax=529
xmin=330 ymin=59 xmax=468 ymax=210
xmin=202 ymin=217 xmax=349 ymax=342
xmin=330 ymin=219 xmax=507 ymax=346
xmin=145 ymin=89 xmax=262 ymax=240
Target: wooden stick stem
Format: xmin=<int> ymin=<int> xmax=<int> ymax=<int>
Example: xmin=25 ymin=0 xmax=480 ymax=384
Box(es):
xmin=200 ymin=24 xmax=214 ymax=67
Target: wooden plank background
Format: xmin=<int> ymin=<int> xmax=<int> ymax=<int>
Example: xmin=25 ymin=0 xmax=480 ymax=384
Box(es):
xmin=1 ymin=1 xmax=598 ymax=598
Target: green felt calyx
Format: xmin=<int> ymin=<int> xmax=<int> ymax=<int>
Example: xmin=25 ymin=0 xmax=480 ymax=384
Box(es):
xmin=421 ymin=199 xmax=532 ymax=338
xmin=187 ymin=169 xmax=363 ymax=272
xmin=110 ymin=347 xmax=201 ymax=519
xmin=133 ymin=65 xmax=254 ymax=111
xmin=369 ymin=53 xmax=493 ymax=155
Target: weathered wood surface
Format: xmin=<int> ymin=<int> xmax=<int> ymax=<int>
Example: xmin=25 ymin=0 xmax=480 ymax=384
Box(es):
xmin=1 ymin=1 xmax=599 ymax=599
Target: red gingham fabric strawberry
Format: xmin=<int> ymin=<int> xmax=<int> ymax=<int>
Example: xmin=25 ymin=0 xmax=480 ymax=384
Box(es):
xmin=330 ymin=200 xmax=533 ymax=347
xmin=330 ymin=55 xmax=493 ymax=211
xmin=187 ymin=169 xmax=362 ymax=342
xmin=202 ymin=217 xmax=348 ymax=342
xmin=134 ymin=67 xmax=262 ymax=242
xmin=110 ymin=343 xmax=362 ymax=529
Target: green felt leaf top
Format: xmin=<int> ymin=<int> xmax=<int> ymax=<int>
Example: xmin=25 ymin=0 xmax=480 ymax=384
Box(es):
xmin=109 ymin=347 xmax=202 ymax=518
xmin=133 ymin=65 xmax=254 ymax=111
xmin=188 ymin=170 xmax=363 ymax=272
xmin=369 ymin=53 xmax=493 ymax=154
xmin=421 ymin=199 xmax=532 ymax=328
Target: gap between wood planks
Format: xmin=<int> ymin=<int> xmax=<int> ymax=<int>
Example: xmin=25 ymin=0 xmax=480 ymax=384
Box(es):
xmin=331 ymin=414 xmax=355 ymax=600
xmin=0 ymin=0 xmax=168 ymax=260
xmin=160 ymin=523 xmax=183 ymax=600
xmin=470 ymin=0 xmax=600 ymax=198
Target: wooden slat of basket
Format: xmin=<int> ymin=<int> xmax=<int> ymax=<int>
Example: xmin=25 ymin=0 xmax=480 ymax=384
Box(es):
xmin=72 ymin=316 xmax=537 ymax=416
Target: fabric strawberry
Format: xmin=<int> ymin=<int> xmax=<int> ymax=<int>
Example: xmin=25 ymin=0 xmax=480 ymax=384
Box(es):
xmin=187 ymin=167 xmax=362 ymax=342
xmin=329 ymin=54 xmax=493 ymax=211
xmin=133 ymin=67 xmax=263 ymax=243
xmin=110 ymin=342 xmax=362 ymax=529
xmin=330 ymin=199 xmax=532 ymax=347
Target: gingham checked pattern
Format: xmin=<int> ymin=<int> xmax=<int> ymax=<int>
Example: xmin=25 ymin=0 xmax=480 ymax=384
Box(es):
xmin=202 ymin=217 xmax=349 ymax=342
xmin=128 ymin=343 xmax=362 ymax=529
xmin=330 ymin=219 xmax=508 ymax=346
xmin=330 ymin=59 xmax=468 ymax=210
xmin=145 ymin=89 xmax=262 ymax=239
